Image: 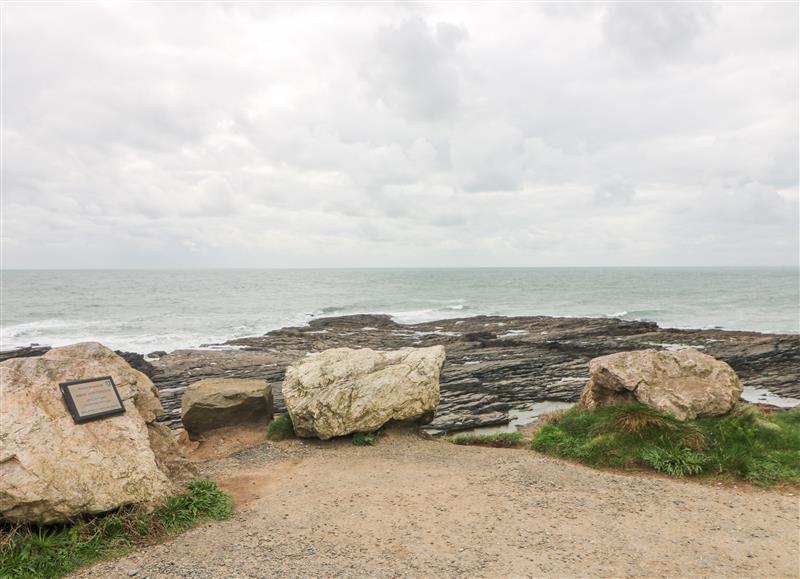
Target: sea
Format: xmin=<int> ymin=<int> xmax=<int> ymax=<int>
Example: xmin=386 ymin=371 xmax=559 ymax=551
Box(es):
xmin=2 ymin=267 xmax=798 ymax=354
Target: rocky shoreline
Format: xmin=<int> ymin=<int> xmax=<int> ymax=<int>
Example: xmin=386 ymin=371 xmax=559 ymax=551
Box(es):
xmin=5 ymin=314 xmax=797 ymax=434
xmin=142 ymin=314 xmax=799 ymax=434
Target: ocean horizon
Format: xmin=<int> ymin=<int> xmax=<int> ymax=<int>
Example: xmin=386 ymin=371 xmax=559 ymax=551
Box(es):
xmin=4 ymin=265 xmax=797 ymax=271
xmin=3 ymin=267 xmax=798 ymax=353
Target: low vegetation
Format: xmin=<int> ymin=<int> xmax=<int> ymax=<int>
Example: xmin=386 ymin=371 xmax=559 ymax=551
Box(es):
xmin=267 ymin=414 xmax=295 ymax=441
xmin=446 ymin=431 xmax=526 ymax=448
xmin=531 ymin=403 xmax=800 ymax=485
xmin=352 ymin=432 xmax=377 ymax=446
xmin=0 ymin=480 xmax=233 ymax=579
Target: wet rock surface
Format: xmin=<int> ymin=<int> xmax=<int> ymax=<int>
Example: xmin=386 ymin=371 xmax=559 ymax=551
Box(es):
xmin=150 ymin=314 xmax=800 ymax=434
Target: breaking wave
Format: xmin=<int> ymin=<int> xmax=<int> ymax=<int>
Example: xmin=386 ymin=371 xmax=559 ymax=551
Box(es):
xmin=3 ymin=268 xmax=796 ymax=353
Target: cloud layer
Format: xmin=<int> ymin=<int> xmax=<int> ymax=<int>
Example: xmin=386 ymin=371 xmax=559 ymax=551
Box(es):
xmin=3 ymin=2 xmax=798 ymax=267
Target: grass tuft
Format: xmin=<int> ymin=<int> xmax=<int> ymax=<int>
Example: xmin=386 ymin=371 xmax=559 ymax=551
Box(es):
xmin=446 ymin=431 xmax=526 ymax=448
xmin=539 ymin=409 xmax=568 ymax=426
xmin=0 ymin=480 xmax=233 ymax=579
xmin=530 ymin=403 xmax=800 ymax=485
xmin=158 ymin=479 xmax=233 ymax=532
xmin=599 ymin=404 xmax=679 ymax=435
xmin=352 ymin=432 xmax=377 ymax=446
xmin=267 ymin=414 xmax=295 ymax=441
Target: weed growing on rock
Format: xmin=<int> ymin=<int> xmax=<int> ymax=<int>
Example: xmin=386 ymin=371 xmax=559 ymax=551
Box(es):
xmin=0 ymin=480 xmax=233 ymax=579
xmin=530 ymin=403 xmax=800 ymax=485
xmin=352 ymin=432 xmax=377 ymax=446
xmin=267 ymin=414 xmax=295 ymax=441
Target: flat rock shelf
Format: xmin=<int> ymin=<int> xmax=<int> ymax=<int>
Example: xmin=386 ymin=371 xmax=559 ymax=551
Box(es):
xmin=149 ymin=314 xmax=800 ymax=434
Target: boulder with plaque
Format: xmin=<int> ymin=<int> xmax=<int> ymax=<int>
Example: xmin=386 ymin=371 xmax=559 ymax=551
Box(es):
xmin=0 ymin=342 xmax=194 ymax=523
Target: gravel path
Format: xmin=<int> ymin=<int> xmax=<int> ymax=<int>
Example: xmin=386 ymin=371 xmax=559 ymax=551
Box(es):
xmin=74 ymin=430 xmax=799 ymax=578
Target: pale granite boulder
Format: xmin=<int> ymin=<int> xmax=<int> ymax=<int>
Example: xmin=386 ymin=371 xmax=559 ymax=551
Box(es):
xmin=283 ymin=346 xmax=445 ymax=439
xmin=181 ymin=378 xmax=273 ymax=440
xmin=580 ymin=348 xmax=743 ymax=420
xmin=0 ymin=343 xmax=193 ymax=523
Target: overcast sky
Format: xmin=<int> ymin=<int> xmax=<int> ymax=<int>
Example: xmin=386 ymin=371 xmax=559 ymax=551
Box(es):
xmin=2 ymin=2 xmax=798 ymax=268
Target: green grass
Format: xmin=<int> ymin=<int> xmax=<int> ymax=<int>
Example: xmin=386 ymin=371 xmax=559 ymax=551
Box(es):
xmin=157 ymin=479 xmax=233 ymax=532
xmin=267 ymin=414 xmax=295 ymax=441
xmin=446 ymin=431 xmax=526 ymax=448
xmin=640 ymin=445 xmax=708 ymax=476
xmin=530 ymin=403 xmax=800 ymax=485
xmin=0 ymin=480 xmax=233 ymax=579
xmin=352 ymin=432 xmax=377 ymax=446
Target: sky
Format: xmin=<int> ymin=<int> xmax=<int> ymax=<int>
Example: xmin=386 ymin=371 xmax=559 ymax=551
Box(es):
xmin=2 ymin=2 xmax=798 ymax=268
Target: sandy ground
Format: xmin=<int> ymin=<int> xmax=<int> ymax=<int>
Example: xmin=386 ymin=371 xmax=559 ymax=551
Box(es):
xmin=74 ymin=429 xmax=799 ymax=579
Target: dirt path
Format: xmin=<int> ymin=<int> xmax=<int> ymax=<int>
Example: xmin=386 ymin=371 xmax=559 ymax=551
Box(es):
xmin=75 ymin=430 xmax=799 ymax=578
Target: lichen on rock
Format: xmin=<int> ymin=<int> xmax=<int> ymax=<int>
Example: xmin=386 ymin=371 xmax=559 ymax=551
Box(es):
xmin=283 ymin=346 xmax=445 ymax=439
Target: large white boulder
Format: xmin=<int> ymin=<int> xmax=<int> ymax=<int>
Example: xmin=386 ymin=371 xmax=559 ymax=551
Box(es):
xmin=580 ymin=348 xmax=743 ymax=420
xmin=0 ymin=343 xmax=192 ymax=523
xmin=283 ymin=346 xmax=446 ymax=439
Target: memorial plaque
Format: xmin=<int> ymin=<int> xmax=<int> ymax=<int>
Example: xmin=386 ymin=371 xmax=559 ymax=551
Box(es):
xmin=59 ymin=376 xmax=125 ymax=424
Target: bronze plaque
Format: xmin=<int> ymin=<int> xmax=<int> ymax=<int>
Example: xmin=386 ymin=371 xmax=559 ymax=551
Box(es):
xmin=59 ymin=376 xmax=125 ymax=424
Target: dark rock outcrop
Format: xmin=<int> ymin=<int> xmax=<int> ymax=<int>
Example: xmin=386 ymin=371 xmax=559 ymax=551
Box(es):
xmin=115 ymin=350 xmax=157 ymax=379
xmin=149 ymin=314 xmax=800 ymax=434
xmin=0 ymin=346 xmax=51 ymax=362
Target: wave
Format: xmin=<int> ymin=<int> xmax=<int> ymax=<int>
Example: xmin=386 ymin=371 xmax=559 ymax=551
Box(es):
xmin=385 ymin=305 xmax=474 ymax=325
xmin=309 ymin=300 xmax=471 ymax=324
xmin=4 ymin=289 xmax=796 ymax=356
xmin=1 ymin=318 xmax=108 ymax=345
xmin=622 ymin=309 xmax=664 ymax=317
xmin=2 ymin=318 xmax=86 ymax=334
xmin=603 ymin=309 xmax=665 ymax=321
xmin=387 ymin=309 xmax=441 ymax=324
xmin=318 ymin=306 xmax=348 ymax=314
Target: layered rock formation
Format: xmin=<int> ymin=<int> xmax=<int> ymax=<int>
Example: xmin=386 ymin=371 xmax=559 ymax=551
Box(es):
xmin=579 ymin=348 xmax=743 ymax=419
xmin=283 ymin=346 xmax=445 ymax=439
xmin=0 ymin=343 xmax=193 ymax=523
xmin=181 ymin=378 xmax=273 ymax=440
xmin=146 ymin=314 xmax=799 ymax=434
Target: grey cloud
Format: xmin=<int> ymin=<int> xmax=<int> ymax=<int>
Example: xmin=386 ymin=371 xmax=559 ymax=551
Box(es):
xmin=364 ymin=16 xmax=467 ymax=121
xmin=430 ymin=213 xmax=468 ymax=228
xmin=602 ymin=2 xmax=714 ymax=64
xmin=2 ymin=2 xmax=797 ymax=268
xmin=593 ymin=182 xmax=636 ymax=206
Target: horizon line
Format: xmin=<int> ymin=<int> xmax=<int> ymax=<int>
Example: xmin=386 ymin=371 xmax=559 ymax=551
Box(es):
xmin=2 ymin=265 xmax=799 ymax=272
